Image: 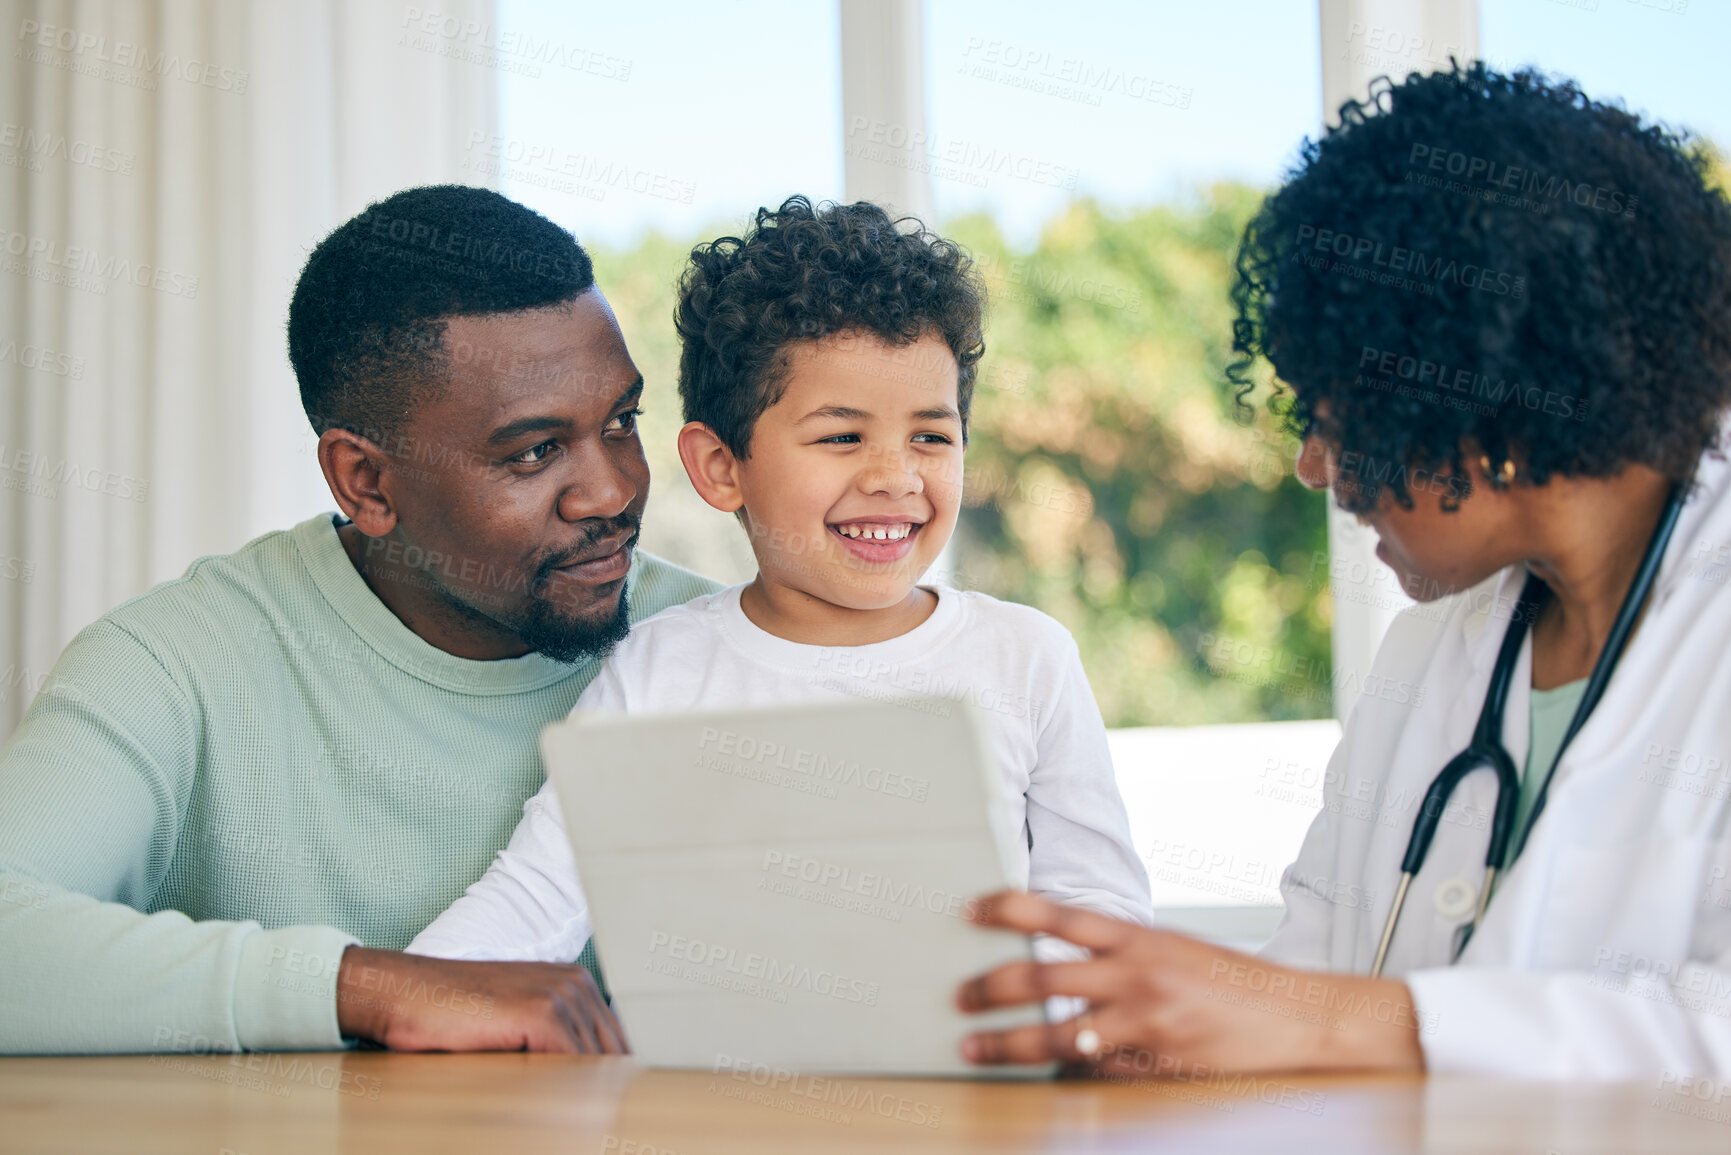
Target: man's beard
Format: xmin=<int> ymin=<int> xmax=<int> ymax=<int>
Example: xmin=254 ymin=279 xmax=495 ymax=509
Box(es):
xmin=514 ymin=575 xmax=633 ymax=663
xmin=438 ymin=519 xmax=639 ymax=664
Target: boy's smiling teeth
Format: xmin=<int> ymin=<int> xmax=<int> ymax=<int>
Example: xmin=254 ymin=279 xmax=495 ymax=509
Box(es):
xmin=832 ymin=523 xmax=913 ymax=541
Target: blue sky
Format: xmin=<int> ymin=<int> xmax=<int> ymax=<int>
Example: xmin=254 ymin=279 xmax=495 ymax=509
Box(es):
xmin=498 ymin=0 xmax=1728 ymax=248
xmin=1481 ymin=0 xmax=1730 ymax=148
xmin=496 ymin=0 xmax=845 ymax=249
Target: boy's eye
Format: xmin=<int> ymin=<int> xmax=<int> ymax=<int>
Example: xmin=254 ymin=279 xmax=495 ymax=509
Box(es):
xmin=912 ymin=432 xmax=954 ymax=445
xmin=509 ymin=441 xmax=558 ymax=465
xmin=818 ymin=433 xmax=861 ymax=444
xmin=606 ymin=408 xmax=643 ymax=435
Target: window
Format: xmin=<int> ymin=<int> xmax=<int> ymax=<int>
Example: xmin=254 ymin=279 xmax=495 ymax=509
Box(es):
xmin=496 ymin=0 xmax=847 ymax=586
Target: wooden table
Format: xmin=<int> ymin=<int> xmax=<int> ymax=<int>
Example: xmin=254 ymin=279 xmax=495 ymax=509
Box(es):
xmin=2 ymin=1053 xmax=1727 ymax=1153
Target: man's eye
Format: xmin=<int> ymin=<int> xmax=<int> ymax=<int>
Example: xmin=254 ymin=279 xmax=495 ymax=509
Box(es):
xmin=606 ymin=408 xmax=643 ymax=434
xmin=510 ymin=441 xmax=557 ymax=465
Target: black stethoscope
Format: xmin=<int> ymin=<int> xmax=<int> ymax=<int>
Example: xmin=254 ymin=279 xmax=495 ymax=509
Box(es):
xmin=1368 ymin=481 xmax=1689 ymax=977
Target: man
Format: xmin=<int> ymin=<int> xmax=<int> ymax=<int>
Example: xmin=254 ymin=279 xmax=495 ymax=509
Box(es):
xmin=0 ymin=185 xmax=719 ymax=1053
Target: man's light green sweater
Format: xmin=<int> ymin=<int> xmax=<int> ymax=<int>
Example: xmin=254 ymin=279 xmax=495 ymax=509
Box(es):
xmin=0 ymin=514 xmax=718 ymax=1054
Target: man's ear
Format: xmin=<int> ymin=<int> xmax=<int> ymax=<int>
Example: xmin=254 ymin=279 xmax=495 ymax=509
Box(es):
xmin=318 ymin=428 xmax=398 ymax=536
xmin=677 ymin=422 xmax=745 ymax=513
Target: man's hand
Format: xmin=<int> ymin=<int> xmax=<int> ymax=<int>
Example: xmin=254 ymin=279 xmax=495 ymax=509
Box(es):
xmin=335 ymin=946 xmax=628 ymax=1053
xmin=954 ymin=891 xmax=1424 ymax=1075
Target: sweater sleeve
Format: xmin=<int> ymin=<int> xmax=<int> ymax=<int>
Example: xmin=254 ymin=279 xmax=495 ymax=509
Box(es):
xmin=1025 ymin=637 xmax=1154 ymax=926
xmin=403 ymin=779 xmax=591 ymax=962
xmin=0 ymin=622 xmax=356 ymax=1054
xmin=405 ymin=659 xmax=632 ymax=962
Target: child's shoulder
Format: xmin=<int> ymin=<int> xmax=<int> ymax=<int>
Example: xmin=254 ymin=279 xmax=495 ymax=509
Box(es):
xmin=939 ymin=587 xmax=1079 ymax=655
xmin=605 ymin=585 xmax=736 ymax=664
xmin=623 ymin=585 xmax=734 ymax=635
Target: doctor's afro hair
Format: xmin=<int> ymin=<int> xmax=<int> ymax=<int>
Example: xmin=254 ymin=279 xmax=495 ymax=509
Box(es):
xmin=1228 ymin=62 xmax=1731 ymax=513
xmin=673 ymin=195 xmax=986 ymax=458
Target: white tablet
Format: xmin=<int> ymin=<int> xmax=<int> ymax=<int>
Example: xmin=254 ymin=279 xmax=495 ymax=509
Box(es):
xmin=542 ymin=698 xmax=1055 ymax=1078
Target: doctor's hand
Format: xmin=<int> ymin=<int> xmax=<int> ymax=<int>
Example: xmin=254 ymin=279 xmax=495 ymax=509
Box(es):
xmin=335 ymin=947 xmax=629 ymax=1054
xmin=954 ymin=891 xmax=1423 ymax=1075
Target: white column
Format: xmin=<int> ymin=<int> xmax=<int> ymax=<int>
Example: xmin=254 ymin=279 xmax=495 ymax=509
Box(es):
xmin=838 ymin=0 xmax=963 ymax=585
xmin=1314 ymin=0 xmax=1478 ymax=719
xmin=837 ymin=0 xmax=932 ymax=222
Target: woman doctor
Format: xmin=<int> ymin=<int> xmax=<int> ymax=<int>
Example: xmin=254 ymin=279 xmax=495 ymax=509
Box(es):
xmin=955 ymin=63 xmax=1731 ymax=1079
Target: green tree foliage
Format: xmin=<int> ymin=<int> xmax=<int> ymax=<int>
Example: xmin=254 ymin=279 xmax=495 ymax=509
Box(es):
xmin=942 ymin=189 xmax=1331 ymax=726
xmin=592 ymin=184 xmax=1333 ymax=728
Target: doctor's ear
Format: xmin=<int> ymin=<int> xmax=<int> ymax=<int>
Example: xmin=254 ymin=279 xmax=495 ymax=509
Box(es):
xmin=677 ymin=422 xmax=746 ymax=513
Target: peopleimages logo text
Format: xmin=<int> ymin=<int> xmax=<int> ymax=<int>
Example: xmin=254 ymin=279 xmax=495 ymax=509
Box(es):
xmin=1294 ymin=224 xmax=1525 ymax=297
xmin=1408 ymin=144 xmax=1638 ymax=219
xmin=16 ymin=20 xmax=248 ymax=92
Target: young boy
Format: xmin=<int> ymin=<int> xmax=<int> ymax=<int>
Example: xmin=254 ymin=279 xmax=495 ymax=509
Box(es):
xmin=409 ymin=196 xmax=1151 ymax=965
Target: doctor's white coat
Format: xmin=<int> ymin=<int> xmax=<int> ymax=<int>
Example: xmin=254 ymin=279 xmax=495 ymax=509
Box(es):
xmin=1262 ymin=452 xmax=1731 ymax=1080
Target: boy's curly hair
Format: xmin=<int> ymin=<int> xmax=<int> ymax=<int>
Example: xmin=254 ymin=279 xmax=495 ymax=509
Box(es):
xmin=674 ymin=195 xmax=986 ymax=457
xmin=1229 ymin=62 xmax=1731 ymax=512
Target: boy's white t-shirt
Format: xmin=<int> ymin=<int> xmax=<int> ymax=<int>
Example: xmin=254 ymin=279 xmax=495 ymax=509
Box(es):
xmin=409 ymin=584 xmax=1153 ymax=963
